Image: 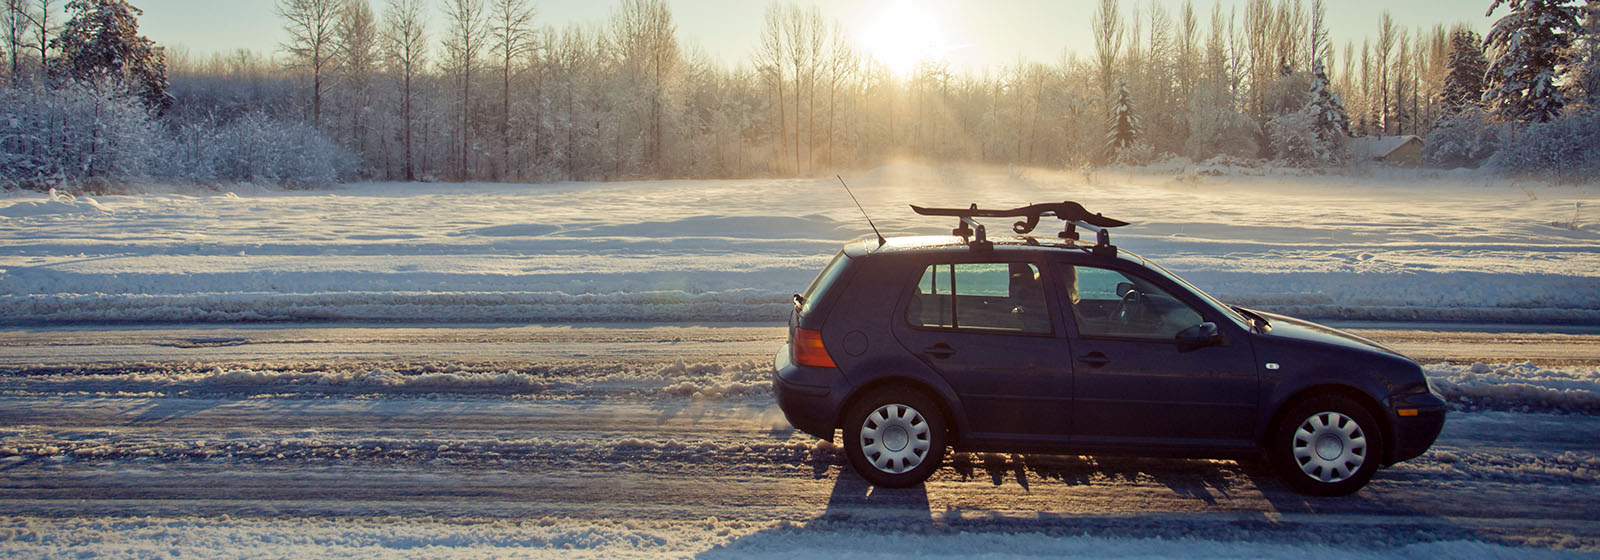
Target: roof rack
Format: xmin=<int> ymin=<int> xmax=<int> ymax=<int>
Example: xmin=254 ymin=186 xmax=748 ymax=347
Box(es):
xmin=910 ymin=201 xmax=1129 ymax=256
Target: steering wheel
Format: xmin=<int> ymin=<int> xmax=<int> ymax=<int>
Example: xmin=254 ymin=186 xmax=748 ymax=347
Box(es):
xmin=1114 ymin=288 xmax=1144 ymax=327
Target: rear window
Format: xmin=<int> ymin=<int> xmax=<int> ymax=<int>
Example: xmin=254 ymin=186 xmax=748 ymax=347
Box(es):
xmin=906 ymin=262 xmax=1051 ymax=334
xmin=799 ymin=252 xmax=849 ymax=315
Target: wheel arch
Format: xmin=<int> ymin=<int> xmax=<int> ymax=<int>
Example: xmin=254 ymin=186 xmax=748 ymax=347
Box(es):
xmin=1263 ymin=384 xmax=1394 ymax=465
xmin=836 ymin=376 xmax=965 ymax=445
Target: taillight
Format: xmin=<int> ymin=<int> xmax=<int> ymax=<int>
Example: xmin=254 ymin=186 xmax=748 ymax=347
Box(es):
xmin=792 ymin=327 xmax=837 ymax=368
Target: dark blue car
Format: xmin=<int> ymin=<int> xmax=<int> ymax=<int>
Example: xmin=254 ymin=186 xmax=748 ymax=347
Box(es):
xmin=774 ymin=222 xmax=1446 ymax=496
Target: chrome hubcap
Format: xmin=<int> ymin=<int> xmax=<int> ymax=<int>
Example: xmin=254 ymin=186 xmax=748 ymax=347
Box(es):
xmin=1292 ymin=411 xmax=1367 ymax=483
xmin=860 ymin=403 xmax=931 ymax=474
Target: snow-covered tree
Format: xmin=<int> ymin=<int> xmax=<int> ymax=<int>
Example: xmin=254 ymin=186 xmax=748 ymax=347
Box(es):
xmin=1104 ymin=80 xmax=1140 ymax=161
xmin=1306 ymin=61 xmax=1351 ymax=139
xmin=1483 ymin=0 xmax=1582 ymax=123
xmin=51 ymin=0 xmax=169 ymax=111
xmin=1488 ymin=109 xmax=1600 ymax=177
xmin=1424 ymin=107 xmax=1501 ymax=168
xmin=1440 ymin=28 xmax=1488 ymax=115
xmin=0 ymin=81 xmax=160 ymax=187
xmin=1566 ymin=1 xmax=1600 ymax=111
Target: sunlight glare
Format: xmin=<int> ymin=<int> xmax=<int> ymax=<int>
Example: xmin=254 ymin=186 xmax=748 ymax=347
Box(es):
xmin=860 ymin=0 xmax=943 ymax=78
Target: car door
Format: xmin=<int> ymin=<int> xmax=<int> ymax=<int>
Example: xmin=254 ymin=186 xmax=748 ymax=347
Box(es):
xmin=1057 ymin=261 xmax=1259 ymax=448
xmin=891 ymin=258 xmax=1075 ymax=443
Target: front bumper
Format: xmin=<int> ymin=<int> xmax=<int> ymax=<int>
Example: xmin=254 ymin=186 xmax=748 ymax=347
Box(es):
xmin=1388 ymin=389 xmax=1448 ymax=464
xmin=772 ymin=343 xmax=847 ymax=441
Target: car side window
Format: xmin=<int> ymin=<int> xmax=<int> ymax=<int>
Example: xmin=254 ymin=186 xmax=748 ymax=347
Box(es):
xmin=1064 ymin=265 xmax=1204 ymax=340
xmin=907 ymin=262 xmax=1050 ymax=334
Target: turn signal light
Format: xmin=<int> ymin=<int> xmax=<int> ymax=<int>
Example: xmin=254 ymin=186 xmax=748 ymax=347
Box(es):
xmin=793 ymin=328 xmax=837 ymax=368
xmin=1397 ymin=408 xmax=1419 ymax=417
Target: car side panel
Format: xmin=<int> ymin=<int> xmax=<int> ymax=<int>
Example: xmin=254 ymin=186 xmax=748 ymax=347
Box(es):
xmin=820 ymin=256 xmax=976 ymax=441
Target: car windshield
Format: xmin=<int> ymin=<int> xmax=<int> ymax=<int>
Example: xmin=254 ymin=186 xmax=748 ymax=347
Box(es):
xmin=1127 ymin=254 xmax=1254 ymax=330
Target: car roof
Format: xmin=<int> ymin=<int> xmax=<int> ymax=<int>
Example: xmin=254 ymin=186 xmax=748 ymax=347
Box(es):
xmin=843 ymin=235 xmax=1147 ymax=265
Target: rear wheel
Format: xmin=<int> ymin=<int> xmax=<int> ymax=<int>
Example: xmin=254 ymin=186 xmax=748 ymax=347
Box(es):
xmin=842 ymin=387 xmax=947 ymax=488
xmin=1271 ymin=395 xmax=1384 ymax=497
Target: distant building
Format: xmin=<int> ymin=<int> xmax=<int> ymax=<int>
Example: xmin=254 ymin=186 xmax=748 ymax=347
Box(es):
xmin=1348 ymin=135 xmax=1424 ymax=167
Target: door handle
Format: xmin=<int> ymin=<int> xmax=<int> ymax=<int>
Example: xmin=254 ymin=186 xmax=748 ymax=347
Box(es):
xmin=923 ymin=343 xmax=956 ymax=359
xmin=1077 ymin=352 xmax=1110 ymax=367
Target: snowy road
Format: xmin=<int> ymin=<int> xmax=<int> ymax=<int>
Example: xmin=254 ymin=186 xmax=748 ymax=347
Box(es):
xmin=2 ymin=324 xmax=1597 ymax=557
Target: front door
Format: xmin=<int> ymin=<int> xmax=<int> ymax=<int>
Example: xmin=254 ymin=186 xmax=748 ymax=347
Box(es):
xmin=891 ymin=260 xmax=1074 ymax=443
xmin=1059 ymin=263 xmax=1259 ymax=448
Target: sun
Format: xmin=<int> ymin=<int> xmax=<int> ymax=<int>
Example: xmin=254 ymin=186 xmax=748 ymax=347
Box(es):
xmin=860 ymin=1 xmax=944 ymax=78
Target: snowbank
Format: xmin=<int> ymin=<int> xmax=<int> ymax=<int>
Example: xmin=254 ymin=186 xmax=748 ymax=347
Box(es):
xmin=1426 ymin=362 xmax=1600 ymax=414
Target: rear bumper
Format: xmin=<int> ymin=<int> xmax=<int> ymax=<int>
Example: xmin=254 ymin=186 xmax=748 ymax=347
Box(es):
xmin=1388 ymin=390 xmax=1448 ymax=464
xmin=772 ymin=343 xmax=847 ymax=441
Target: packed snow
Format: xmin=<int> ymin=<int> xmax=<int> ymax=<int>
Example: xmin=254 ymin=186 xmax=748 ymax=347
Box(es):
xmin=1 ymin=163 xmax=1595 ymax=325
xmin=0 ymin=516 xmax=1587 ymax=559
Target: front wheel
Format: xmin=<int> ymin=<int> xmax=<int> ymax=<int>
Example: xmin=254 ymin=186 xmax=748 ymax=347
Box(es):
xmin=1271 ymin=395 xmax=1384 ymax=497
xmin=842 ymin=387 xmax=947 ymax=488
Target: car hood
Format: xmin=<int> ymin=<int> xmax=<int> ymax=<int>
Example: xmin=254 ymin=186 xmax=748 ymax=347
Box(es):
xmin=1249 ymin=309 xmax=1407 ymax=358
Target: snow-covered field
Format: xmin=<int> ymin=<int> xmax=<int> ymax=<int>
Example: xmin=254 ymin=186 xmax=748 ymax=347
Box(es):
xmin=2 ymin=163 xmax=1596 ymax=325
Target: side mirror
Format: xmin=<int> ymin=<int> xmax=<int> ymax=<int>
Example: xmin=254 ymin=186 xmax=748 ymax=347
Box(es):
xmin=1175 ymin=322 xmax=1223 ymax=352
xmin=1115 ymin=282 xmax=1136 ymax=298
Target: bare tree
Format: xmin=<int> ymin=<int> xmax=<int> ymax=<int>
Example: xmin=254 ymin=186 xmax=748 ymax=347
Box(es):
xmin=382 ymin=0 xmax=427 ymax=181
xmin=1243 ymin=0 xmax=1271 ymax=117
xmin=488 ymin=0 xmax=534 ymax=179
xmin=31 ymin=0 xmax=55 ymax=74
xmin=335 ymin=0 xmax=377 ymax=156
xmin=1309 ymin=0 xmax=1328 ymax=70
xmin=278 ymin=0 xmax=341 ymax=127
xmin=1176 ymin=0 xmax=1199 ymax=99
xmin=784 ymin=5 xmax=808 ymax=174
xmin=609 ymin=0 xmax=676 ymax=175
xmin=4 ymin=0 xmax=26 ymax=82
xmin=821 ymin=19 xmax=855 ymax=170
xmin=441 ymin=0 xmax=485 ymax=180
xmin=1375 ymin=10 xmax=1396 ymax=133
xmin=804 ymin=6 xmax=822 ymax=173
xmin=754 ymin=4 xmax=787 ymax=174
xmin=1092 ymin=0 xmax=1123 ymax=102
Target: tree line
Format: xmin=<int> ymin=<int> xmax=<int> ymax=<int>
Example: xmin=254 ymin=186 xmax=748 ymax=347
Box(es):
xmin=3 ymin=0 xmax=1599 ymax=189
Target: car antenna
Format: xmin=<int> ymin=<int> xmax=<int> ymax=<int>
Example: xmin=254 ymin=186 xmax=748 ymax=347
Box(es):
xmin=837 ymin=175 xmax=886 ymax=247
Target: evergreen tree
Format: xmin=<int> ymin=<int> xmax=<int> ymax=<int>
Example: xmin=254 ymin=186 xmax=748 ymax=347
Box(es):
xmin=1441 ymin=29 xmax=1488 ymax=115
xmin=1307 ymin=61 xmax=1351 ymax=140
xmin=1104 ymin=80 xmax=1140 ymax=158
xmin=51 ymin=0 xmax=169 ymax=111
xmin=1483 ymin=0 xmax=1582 ymax=123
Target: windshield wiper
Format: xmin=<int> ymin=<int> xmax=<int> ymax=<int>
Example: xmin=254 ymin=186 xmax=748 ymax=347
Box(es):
xmin=793 ymin=294 xmax=806 ymax=308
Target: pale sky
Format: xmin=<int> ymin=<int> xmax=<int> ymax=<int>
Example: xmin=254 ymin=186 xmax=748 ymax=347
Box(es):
xmin=137 ymin=0 xmax=1492 ymax=73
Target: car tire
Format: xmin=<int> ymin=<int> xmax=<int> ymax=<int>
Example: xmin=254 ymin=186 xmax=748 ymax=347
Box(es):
xmin=1271 ymin=394 xmax=1384 ymax=497
xmin=842 ymin=386 xmax=947 ymax=488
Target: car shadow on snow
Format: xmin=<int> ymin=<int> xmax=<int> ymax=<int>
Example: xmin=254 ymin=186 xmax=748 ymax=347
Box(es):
xmin=950 ymin=452 xmax=1240 ymax=504
xmin=697 ymin=468 xmax=933 ymax=559
xmin=701 ymin=453 xmax=1526 ymax=556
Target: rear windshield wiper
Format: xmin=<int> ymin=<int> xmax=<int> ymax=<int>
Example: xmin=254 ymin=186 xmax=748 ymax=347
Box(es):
xmin=793 ymin=294 xmax=806 ymax=308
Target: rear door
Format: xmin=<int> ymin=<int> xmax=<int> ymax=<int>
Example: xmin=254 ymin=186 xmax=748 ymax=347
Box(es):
xmin=890 ymin=257 xmax=1075 ymax=443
